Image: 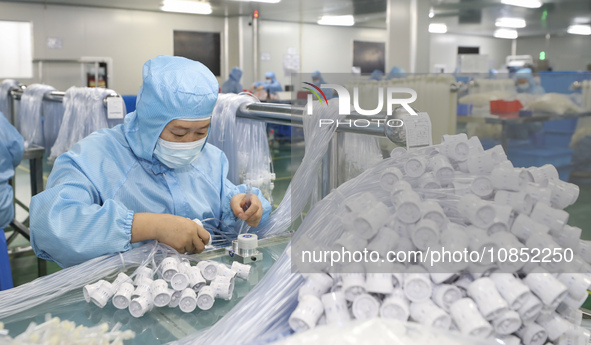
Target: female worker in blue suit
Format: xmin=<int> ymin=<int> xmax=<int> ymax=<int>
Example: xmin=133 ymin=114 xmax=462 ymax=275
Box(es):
xmin=30 ymin=55 xmax=272 ymax=267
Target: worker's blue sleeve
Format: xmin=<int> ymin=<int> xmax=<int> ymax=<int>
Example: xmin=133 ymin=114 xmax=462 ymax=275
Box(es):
xmin=30 ymin=150 xmax=134 ymax=268
xmin=0 ymin=114 xmax=24 ymax=229
xmin=264 ymin=81 xmax=283 ymax=94
xmin=219 ymin=152 xmax=271 ymax=231
xmin=221 ymin=80 xmax=243 ymax=94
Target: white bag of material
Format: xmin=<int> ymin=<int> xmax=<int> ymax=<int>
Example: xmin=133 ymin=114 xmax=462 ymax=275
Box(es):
xmin=18 ymin=84 xmax=56 ymax=148
xmin=271 ymin=318 xmax=495 ymax=345
xmin=0 ymin=79 xmax=18 ymax=121
xmin=524 ymin=93 xmax=583 ymax=115
xmin=49 ymin=87 xmax=119 ymax=160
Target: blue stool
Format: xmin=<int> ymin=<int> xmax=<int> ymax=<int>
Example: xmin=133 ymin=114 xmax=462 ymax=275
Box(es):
xmin=0 ymin=229 xmax=13 ymax=290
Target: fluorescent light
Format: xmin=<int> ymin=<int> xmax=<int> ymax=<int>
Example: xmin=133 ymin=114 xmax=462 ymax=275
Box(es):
xmin=161 ymin=0 xmax=212 ymax=14
xmin=496 ymin=17 xmax=526 ymax=28
xmin=429 ymin=23 xmax=447 ymax=34
xmin=501 ymin=0 xmax=542 ymax=8
xmin=317 ymin=15 xmax=354 ymax=26
xmin=573 ymin=17 xmax=591 ymax=25
xmin=494 ymin=28 xmax=518 ymax=39
xmin=429 ymin=7 xmax=434 ymax=18
xmin=567 ymin=25 xmax=591 ymax=35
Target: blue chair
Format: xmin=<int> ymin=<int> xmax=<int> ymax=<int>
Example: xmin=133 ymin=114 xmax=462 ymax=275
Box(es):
xmin=0 ymin=229 xmax=13 ymax=290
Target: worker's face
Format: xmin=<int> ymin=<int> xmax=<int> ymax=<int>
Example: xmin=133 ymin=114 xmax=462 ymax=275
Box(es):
xmin=160 ymin=119 xmax=210 ymax=143
xmin=312 ymin=78 xmax=319 ymax=84
xmin=517 ymin=78 xmax=529 ymax=86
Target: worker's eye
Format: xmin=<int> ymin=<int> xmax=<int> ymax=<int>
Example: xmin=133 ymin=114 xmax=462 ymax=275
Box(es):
xmin=172 ymin=133 xmax=185 ymax=137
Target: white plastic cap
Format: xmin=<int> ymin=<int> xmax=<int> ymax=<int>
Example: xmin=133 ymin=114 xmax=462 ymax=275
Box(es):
xmin=197 ymin=286 xmax=215 ymax=310
xmin=179 ymin=288 xmax=198 ymax=313
xmin=237 ymin=234 xmax=258 ymax=250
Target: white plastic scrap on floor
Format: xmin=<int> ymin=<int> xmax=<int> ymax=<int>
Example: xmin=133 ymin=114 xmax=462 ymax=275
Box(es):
xmin=0 ymin=314 xmax=134 ymax=345
xmin=288 ymin=133 xmax=590 ymax=345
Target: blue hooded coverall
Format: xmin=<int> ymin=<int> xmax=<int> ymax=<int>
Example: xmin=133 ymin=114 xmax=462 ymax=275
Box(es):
xmin=30 ymin=56 xmax=271 ymax=267
xmin=507 ymin=68 xmax=545 ymax=139
xmin=515 ymin=68 xmax=545 ymax=95
xmin=386 ymin=67 xmax=407 ymax=80
xmin=221 ymin=67 xmax=243 ymax=94
xmin=0 ymin=114 xmax=24 ymax=229
xmin=311 ymin=71 xmax=336 ymax=100
xmin=263 ymin=72 xmax=283 ymax=94
xmin=369 ymin=69 xmax=384 ymax=81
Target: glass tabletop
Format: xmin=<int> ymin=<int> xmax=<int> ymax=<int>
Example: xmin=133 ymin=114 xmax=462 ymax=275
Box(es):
xmin=0 ymin=236 xmax=290 ymax=344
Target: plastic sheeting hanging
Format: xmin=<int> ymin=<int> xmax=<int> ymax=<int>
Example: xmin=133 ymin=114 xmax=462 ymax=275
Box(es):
xmin=49 ymin=87 xmax=121 ymax=160
xmin=18 ymin=84 xmax=56 ymax=148
xmin=208 ymin=94 xmax=275 ymax=204
xmin=249 ymin=100 xmax=341 ymax=238
xmin=0 ymin=79 xmax=18 ymax=121
xmin=42 ymin=101 xmax=65 ymax=156
xmin=338 ymin=132 xmax=383 ymax=183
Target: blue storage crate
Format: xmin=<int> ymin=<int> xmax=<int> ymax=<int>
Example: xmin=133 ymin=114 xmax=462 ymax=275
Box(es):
xmin=508 ymin=146 xmax=573 ymax=169
xmin=122 ymin=95 xmax=137 ymax=114
xmin=557 ymin=164 xmax=572 ymax=182
xmin=543 ymin=118 xmax=578 ymax=133
xmin=457 ymin=104 xmax=473 ymax=116
xmin=539 ymin=71 xmax=591 ymax=94
xmin=544 ymin=131 xmax=573 ymax=148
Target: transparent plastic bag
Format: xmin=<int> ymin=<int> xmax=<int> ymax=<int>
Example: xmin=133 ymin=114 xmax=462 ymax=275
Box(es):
xmin=49 ymin=87 xmax=118 ymax=160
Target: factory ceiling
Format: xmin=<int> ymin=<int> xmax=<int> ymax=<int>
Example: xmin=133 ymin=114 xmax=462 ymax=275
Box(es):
xmin=0 ymin=0 xmax=589 ymax=37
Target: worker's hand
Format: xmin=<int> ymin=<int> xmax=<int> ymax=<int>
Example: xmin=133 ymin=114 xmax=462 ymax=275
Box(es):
xmin=231 ymin=193 xmax=263 ymax=227
xmin=131 ymin=213 xmax=210 ymax=254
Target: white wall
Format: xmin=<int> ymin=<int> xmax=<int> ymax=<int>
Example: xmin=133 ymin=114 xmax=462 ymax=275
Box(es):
xmin=258 ymin=20 xmax=387 ymax=89
xmin=430 ymin=33 xmax=512 ymax=73
xmin=516 ymin=35 xmax=591 ymax=71
xmin=0 ymin=2 xmax=226 ymax=95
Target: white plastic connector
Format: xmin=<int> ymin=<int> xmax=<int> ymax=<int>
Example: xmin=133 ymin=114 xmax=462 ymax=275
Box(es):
xmin=112 ymin=282 xmax=135 ymax=310
xmin=197 ymin=260 xmax=218 ymax=281
xmin=467 ymin=277 xmax=509 ymax=321
xmin=489 ymin=273 xmax=531 ymax=310
xmin=351 ymin=293 xmax=380 ymax=321
xmin=90 ymin=280 xmax=115 ymax=309
xmin=160 ymin=257 xmax=180 ymax=282
xmin=410 ymin=300 xmax=451 ymax=330
xmin=151 ymin=279 xmax=172 ymax=307
xmin=524 ymin=267 xmax=568 ymax=308
xmin=179 ymin=288 xmax=198 ymax=313
xmin=289 ymin=295 xmax=324 ymax=332
xmin=403 ymin=266 xmax=432 ymax=302
xmin=492 ymin=310 xmax=522 ymax=335
xmin=449 ymin=298 xmax=493 ymax=338
xmin=129 ymin=295 xmax=153 ymax=318
xmin=231 ymin=261 xmax=251 ymax=280
xmin=298 ymin=273 xmax=333 ymax=300
xmin=197 ymin=285 xmax=215 ymax=310
xmin=320 ymin=291 xmax=350 ymax=325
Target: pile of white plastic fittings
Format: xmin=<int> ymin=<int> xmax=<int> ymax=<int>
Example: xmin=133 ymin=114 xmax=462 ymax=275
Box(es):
xmin=289 ymin=133 xmax=590 ymax=345
xmin=0 ymin=314 xmax=134 ymax=345
xmin=83 ymin=257 xmax=251 ymax=318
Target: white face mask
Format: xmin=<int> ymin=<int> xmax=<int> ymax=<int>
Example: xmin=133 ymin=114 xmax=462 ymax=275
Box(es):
xmin=153 ymin=137 xmax=206 ymax=169
xmin=517 ymin=82 xmax=530 ymax=91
